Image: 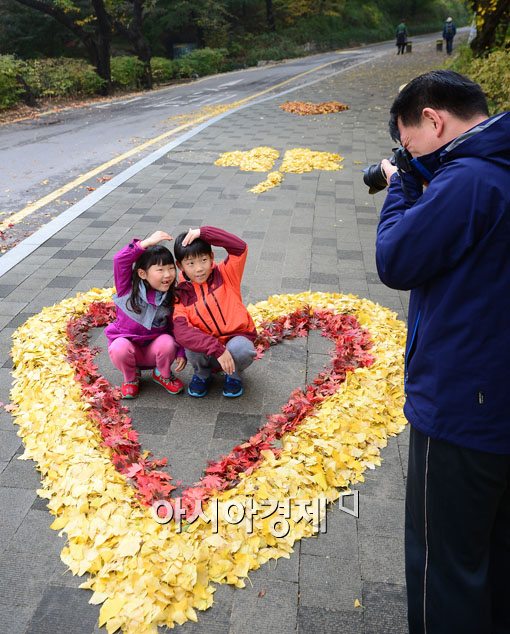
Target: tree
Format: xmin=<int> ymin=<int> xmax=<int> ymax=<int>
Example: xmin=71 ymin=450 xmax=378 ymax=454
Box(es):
xmin=10 ymin=0 xmax=157 ymax=91
xmin=0 ymin=0 xmax=80 ymax=58
xmin=112 ymin=0 xmax=155 ymax=88
xmin=265 ymin=0 xmax=275 ymax=30
xmin=12 ymin=0 xmax=113 ymax=92
xmin=470 ymin=0 xmax=510 ymax=53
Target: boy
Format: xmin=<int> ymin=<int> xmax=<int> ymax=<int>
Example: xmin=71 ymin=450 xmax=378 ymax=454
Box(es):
xmin=173 ymin=226 xmax=257 ymax=398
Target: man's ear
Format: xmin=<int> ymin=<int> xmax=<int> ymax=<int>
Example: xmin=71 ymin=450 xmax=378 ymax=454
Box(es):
xmin=422 ymin=107 xmax=445 ymax=137
xmin=176 ymin=261 xmax=183 ymax=271
xmin=137 ymin=268 xmax=147 ymax=280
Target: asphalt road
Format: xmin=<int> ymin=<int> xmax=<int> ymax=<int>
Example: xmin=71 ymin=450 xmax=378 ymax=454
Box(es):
xmin=0 ymin=32 xmax=442 ymax=250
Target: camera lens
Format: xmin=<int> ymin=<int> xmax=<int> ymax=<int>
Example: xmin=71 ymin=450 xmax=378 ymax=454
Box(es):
xmin=363 ymin=163 xmax=388 ymax=194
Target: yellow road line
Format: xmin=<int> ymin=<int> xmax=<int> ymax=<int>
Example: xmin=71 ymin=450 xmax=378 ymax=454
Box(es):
xmin=1 ymin=55 xmax=345 ymax=232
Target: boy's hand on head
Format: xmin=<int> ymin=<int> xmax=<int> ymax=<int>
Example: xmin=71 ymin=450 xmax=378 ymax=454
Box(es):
xmin=182 ymin=228 xmax=201 ymax=247
xmin=174 ymin=357 xmax=187 ymax=373
xmin=140 ymin=231 xmax=173 ymax=249
xmin=217 ymin=349 xmax=235 ymax=375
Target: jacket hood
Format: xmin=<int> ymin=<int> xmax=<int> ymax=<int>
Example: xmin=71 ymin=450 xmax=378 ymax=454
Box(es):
xmin=443 ymin=111 xmax=510 ymax=160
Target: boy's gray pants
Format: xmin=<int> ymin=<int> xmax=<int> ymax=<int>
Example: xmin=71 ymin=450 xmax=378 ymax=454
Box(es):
xmin=185 ymin=336 xmax=256 ymax=380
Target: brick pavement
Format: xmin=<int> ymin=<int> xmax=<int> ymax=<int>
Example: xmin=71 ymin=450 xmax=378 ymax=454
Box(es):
xmin=0 ymin=39 xmax=447 ymax=634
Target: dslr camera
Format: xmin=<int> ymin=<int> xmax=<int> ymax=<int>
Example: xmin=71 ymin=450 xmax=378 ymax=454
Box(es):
xmin=363 ymin=146 xmax=413 ymax=194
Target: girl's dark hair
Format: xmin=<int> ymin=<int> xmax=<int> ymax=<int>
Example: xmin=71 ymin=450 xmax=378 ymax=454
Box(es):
xmin=174 ymin=232 xmax=212 ymax=262
xmin=389 ymin=70 xmax=489 ymax=141
xmin=128 ymin=245 xmax=176 ymax=314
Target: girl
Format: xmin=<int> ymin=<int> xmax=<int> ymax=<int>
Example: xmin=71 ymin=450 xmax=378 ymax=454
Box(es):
xmin=105 ymin=230 xmax=186 ymax=398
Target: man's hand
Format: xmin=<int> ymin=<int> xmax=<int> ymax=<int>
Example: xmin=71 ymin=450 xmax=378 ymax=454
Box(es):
xmin=217 ymin=349 xmax=235 ymax=375
xmin=174 ymin=357 xmax=187 ymax=372
xmin=140 ymin=231 xmax=173 ymax=249
xmin=381 ymin=159 xmax=398 ymax=186
xmin=182 ymin=228 xmax=201 ymax=247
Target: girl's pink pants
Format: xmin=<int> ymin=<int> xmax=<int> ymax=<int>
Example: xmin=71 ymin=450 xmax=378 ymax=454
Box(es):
xmin=108 ymin=334 xmax=177 ymax=382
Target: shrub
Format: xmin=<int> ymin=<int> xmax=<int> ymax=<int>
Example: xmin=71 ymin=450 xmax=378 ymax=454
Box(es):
xmin=24 ymin=58 xmax=103 ymax=98
xmin=0 ymin=55 xmax=25 ymax=109
xmin=175 ymin=47 xmax=227 ymax=78
xmin=469 ymin=48 xmax=510 ymax=113
xmin=449 ymin=45 xmax=510 ymax=113
xmin=150 ymin=57 xmax=175 ymax=84
xmin=111 ymin=56 xmax=145 ymax=89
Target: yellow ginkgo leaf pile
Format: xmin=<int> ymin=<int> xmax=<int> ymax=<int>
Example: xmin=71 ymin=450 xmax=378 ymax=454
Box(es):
xmin=215 ymin=146 xmax=344 ymax=194
xmin=280 ymin=148 xmax=344 ymax=173
xmin=214 ymin=146 xmax=280 ymax=172
xmin=10 ymin=289 xmax=406 ymax=633
xmin=249 ymin=171 xmax=283 ymax=193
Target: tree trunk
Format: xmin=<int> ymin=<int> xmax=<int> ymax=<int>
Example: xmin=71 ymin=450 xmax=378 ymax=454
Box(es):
xmin=91 ymin=0 xmax=112 ymax=93
xmin=266 ymin=0 xmax=276 ymax=32
xmin=13 ymin=0 xmax=113 ymax=93
xmin=471 ymin=0 xmax=510 ymax=54
xmin=131 ymin=0 xmax=152 ymax=90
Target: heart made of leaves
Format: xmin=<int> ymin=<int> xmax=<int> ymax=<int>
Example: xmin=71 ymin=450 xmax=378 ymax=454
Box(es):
xmin=10 ymin=289 xmax=406 ymax=634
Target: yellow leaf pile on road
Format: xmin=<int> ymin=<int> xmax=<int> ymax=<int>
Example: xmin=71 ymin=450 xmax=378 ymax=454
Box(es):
xmin=215 ymin=146 xmax=344 ymax=193
xmin=214 ymin=146 xmax=279 ymax=172
xmin=166 ymin=101 xmax=244 ymax=126
xmin=249 ymin=171 xmax=283 ymax=193
xmin=10 ymin=289 xmax=406 ymax=633
xmin=280 ymin=148 xmax=344 ymax=173
xmin=279 ymin=101 xmax=349 ymax=115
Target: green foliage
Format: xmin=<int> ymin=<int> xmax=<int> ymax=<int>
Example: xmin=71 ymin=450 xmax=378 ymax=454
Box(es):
xmin=23 ymin=58 xmax=104 ymax=97
xmin=110 ymin=56 xmax=146 ymax=89
xmin=0 ymin=55 xmax=25 ymax=109
xmin=175 ymin=47 xmax=227 ymax=77
xmin=449 ymin=44 xmax=510 ymax=112
xmin=0 ymin=0 xmax=82 ymax=59
xmin=239 ymin=32 xmax=302 ymax=64
xmin=0 ymin=55 xmax=104 ymax=109
xmin=150 ymin=57 xmax=176 ymax=83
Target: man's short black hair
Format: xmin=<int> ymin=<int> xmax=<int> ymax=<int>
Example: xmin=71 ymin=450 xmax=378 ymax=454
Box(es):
xmin=174 ymin=232 xmax=212 ymax=262
xmin=389 ymin=70 xmax=489 ymax=141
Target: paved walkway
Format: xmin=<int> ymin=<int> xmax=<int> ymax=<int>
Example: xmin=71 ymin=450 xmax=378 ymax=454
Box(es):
xmin=0 ymin=40 xmax=447 ymax=634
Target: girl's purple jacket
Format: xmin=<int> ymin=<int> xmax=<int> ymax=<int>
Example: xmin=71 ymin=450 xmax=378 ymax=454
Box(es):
xmin=104 ymin=239 xmax=185 ymax=358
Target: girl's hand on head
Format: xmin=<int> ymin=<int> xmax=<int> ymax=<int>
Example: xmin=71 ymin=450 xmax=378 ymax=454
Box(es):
xmin=140 ymin=231 xmax=173 ymax=249
xmin=174 ymin=357 xmax=187 ymax=373
xmin=182 ymin=228 xmax=201 ymax=247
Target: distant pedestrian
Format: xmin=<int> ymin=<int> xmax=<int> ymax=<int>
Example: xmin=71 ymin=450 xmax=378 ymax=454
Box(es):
xmin=443 ymin=17 xmax=457 ymax=54
xmin=396 ymin=19 xmax=408 ymax=55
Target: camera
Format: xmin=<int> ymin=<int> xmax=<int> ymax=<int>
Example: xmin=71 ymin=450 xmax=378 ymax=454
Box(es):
xmin=363 ymin=146 xmax=413 ymax=194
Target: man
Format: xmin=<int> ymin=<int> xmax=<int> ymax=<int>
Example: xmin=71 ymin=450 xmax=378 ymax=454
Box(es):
xmin=376 ymin=70 xmax=510 ymax=633
xmin=396 ymin=19 xmax=408 ymax=55
xmin=442 ymin=16 xmax=456 ymax=54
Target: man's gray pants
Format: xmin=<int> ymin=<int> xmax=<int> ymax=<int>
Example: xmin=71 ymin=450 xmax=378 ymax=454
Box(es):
xmin=186 ymin=336 xmax=256 ymax=380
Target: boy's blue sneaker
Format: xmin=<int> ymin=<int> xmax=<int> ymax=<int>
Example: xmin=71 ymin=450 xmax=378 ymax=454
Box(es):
xmin=223 ymin=375 xmax=244 ymax=398
xmin=188 ymin=374 xmax=211 ymax=398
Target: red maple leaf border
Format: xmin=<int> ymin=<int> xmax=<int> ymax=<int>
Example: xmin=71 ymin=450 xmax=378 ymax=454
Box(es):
xmin=66 ymin=302 xmax=374 ymax=517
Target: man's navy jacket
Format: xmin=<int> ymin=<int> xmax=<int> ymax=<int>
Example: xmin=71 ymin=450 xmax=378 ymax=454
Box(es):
xmin=376 ymin=112 xmax=510 ymax=453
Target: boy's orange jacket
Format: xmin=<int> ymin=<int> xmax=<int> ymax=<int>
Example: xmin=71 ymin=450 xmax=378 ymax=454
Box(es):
xmin=173 ymin=226 xmax=257 ymax=358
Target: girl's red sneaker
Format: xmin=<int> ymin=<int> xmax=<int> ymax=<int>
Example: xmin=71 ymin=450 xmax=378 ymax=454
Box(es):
xmin=121 ymin=381 xmax=139 ymax=399
xmin=151 ymin=369 xmax=184 ymax=395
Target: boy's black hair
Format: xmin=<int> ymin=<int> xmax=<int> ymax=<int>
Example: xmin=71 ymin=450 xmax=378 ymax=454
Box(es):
xmin=128 ymin=245 xmax=176 ymax=314
xmin=173 ymin=232 xmax=212 ymax=262
xmin=389 ymin=70 xmax=489 ymax=142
